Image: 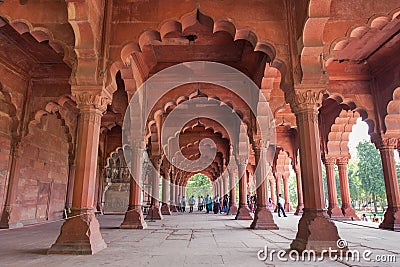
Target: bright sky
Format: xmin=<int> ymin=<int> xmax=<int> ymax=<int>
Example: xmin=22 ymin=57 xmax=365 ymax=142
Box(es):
xmin=348 ymin=118 xmax=400 ymax=162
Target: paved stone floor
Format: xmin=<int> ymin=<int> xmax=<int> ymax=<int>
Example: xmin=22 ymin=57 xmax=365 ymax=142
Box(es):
xmin=0 ymin=212 xmax=399 ymax=267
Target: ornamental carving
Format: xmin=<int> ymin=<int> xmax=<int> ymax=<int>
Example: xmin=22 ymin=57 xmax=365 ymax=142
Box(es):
xmin=73 ymin=91 xmax=111 ymax=113
xmin=336 ymin=157 xmax=349 ymax=165
xmin=372 ymin=137 xmax=398 ymax=150
xmin=286 ymin=89 xmax=326 ymax=114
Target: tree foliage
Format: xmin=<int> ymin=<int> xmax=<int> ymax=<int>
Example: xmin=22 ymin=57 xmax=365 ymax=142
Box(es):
xmin=186 ymin=173 xmax=212 ymax=198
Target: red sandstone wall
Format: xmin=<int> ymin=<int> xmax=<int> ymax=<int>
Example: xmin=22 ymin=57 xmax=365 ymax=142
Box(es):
xmin=0 ymin=114 xmax=12 ymax=220
xmin=17 ymin=114 xmax=69 ymax=223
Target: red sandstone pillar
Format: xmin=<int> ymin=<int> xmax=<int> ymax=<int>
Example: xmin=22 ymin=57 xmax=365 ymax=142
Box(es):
xmin=323 ymin=157 xmax=343 ymax=219
xmin=269 ymin=178 xmax=276 ymax=206
xmin=0 ymin=141 xmax=23 ymax=228
xmin=222 ymin=173 xmax=228 ymax=196
xmin=250 ymin=144 xmax=278 ymax=229
xmin=375 ymin=138 xmax=400 ymax=231
xmin=227 ymin=167 xmax=238 ymax=215
xmin=146 ymin=165 xmax=163 ymax=220
xmin=161 ymin=169 xmax=171 ymax=215
xmin=283 ymin=174 xmax=292 ymax=212
xmin=235 ymin=158 xmax=252 ymax=220
xmin=49 ymin=93 xmax=107 ymax=254
xmin=65 ymin=160 xmax=76 ymax=213
xmin=120 ymin=142 xmax=147 ymax=229
xmin=170 ymin=176 xmax=177 ymax=212
xmin=289 ymin=89 xmax=341 ymax=253
xmin=336 ymin=157 xmax=359 ymax=220
xmin=293 ymin=163 xmax=304 ymax=215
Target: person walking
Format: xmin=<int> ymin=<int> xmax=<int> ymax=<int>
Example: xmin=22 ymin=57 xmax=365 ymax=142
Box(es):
xmin=181 ymin=196 xmax=186 ymax=212
xmin=200 ymin=196 xmax=204 ymax=211
xmin=268 ymin=197 xmax=275 ymax=212
xmin=189 ymin=195 xmax=195 ymax=213
xmin=277 ymin=194 xmax=287 ymax=217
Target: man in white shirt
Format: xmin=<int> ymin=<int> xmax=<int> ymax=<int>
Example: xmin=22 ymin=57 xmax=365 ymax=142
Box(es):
xmin=277 ymin=194 xmax=287 ymax=217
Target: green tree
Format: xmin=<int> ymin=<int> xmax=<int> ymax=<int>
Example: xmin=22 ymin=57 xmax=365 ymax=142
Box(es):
xmin=186 ymin=173 xmax=212 ymax=198
xmin=356 ymin=141 xmax=386 ymax=213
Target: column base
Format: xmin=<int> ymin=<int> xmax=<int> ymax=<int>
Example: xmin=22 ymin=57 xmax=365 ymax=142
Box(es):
xmin=284 ymin=203 xmax=293 ymax=212
xmin=161 ymin=203 xmax=172 ymax=215
xmin=227 ymin=204 xmax=238 ymax=215
xmin=120 ymin=206 xmax=147 ymax=229
xmin=379 ymin=207 xmax=400 ymax=231
xmin=170 ymin=204 xmax=178 ymax=212
xmin=0 ymin=207 xmax=23 ymax=229
xmin=250 ymin=206 xmax=279 ymax=230
xmin=48 ymin=209 xmax=106 ymax=255
xmin=327 ymin=205 xmax=345 ymax=220
xmin=290 ymin=209 xmax=343 ymax=253
xmin=294 ymin=204 xmax=304 ymax=216
xmin=235 ymin=205 xmax=253 ymax=220
xmin=341 ymin=206 xmax=360 ymax=220
xmin=145 ymin=206 xmax=163 ymax=220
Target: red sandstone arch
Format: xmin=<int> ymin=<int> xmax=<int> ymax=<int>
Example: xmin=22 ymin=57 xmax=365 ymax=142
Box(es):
xmin=385 ymin=87 xmax=400 ymax=137
xmin=0 ymin=16 xmax=75 ymax=67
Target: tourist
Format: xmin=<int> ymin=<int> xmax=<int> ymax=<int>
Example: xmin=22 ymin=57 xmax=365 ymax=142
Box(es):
xmin=223 ymin=194 xmax=229 ymax=213
xmin=181 ymin=196 xmax=186 ymax=212
xmin=361 ymin=214 xmax=368 ymax=221
xmin=372 ymin=214 xmax=379 ymax=222
xmin=214 ymin=195 xmax=220 ymax=214
xmin=189 ymin=196 xmax=195 ymax=213
xmin=268 ymin=198 xmax=275 ymax=212
xmin=277 ymin=194 xmax=287 ymax=217
xmin=200 ymin=196 xmax=204 ymax=211
xmin=177 ymin=195 xmax=181 ymax=212
xmin=197 ymin=196 xmax=201 ymax=211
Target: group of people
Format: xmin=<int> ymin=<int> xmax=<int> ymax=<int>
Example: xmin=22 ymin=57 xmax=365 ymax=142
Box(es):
xmin=176 ymin=194 xmax=231 ymax=214
xmin=361 ymin=213 xmax=380 ymax=222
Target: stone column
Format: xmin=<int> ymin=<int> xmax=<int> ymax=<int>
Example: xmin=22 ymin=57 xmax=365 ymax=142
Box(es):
xmin=288 ymin=89 xmax=342 ymax=253
xmin=293 ymin=163 xmax=304 ymax=215
xmin=269 ymin=178 xmax=276 ymax=208
xmin=146 ymin=165 xmax=163 ymax=220
xmin=375 ymin=138 xmax=400 ymax=231
xmin=161 ymin=168 xmax=171 ymax=215
xmin=282 ymin=174 xmax=292 ymax=212
xmin=275 ymin=174 xmax=282 ymax=200
xmin=65 ymin=159 xmax=76 ymax=213
xmin=48 ymin=91 xmax=108 ymax=254
xmin=170 ymin=176 xmax=177 ymax=212
xmin=227 ymin=167 xmax=238 ymax=215
xmin=219 ymin=178 xmax=223 ymax=197
xmin=174 ymin=183 xmax=179 ymax=208
xmin=222 ymin=172 xmax=229 ymax=196
xmin=120 ymin=142 xmax=147 ymax=229
xmin=235 ymin=158 xmax=252 ymax=220
xmin=337 ymin=157 xmax=359 ymax=220
xmin=323 ymin=157 xmax=343 ymax=219
xmin=0 ymin=141 xmax=23 ymax=228
xmin=250 ymin=143 xmax=278 ymax=229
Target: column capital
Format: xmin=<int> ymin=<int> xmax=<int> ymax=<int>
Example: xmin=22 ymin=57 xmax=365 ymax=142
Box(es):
xmin=336 ymin=157 xmax=349 ymax=165
xmin=287 ymin=89 xmax=326 ymax=114
xmin=72 ymin=87 xmax=112 ymax=113
xmin=322 ymin=156 xmax=336 ymax=166
xmin=373 ymin=137 xmax=398 ymax=150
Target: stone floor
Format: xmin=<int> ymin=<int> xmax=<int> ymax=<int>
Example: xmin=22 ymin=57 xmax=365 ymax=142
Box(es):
xmin=0 ymin=211 xmax=399 ymax=267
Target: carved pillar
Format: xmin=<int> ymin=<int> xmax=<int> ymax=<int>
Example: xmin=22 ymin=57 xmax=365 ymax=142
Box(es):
xmin=269 ymin=178 xmax=276 ymax=208
xmin=0 ymin=141 xmax=23 ymax=228
xmin=170 ymin=174 xmax=177 ymax=212
xmin=65 ymin=160 xmax=76 ymax=212
xmin=146 ymin=160 xmax=163 ymax=220
xmin=288 ymin=89 xmax=342 ymax=253
xmin=235 ymin=158 xmax=252 ymax=220
xmin=293 ymin=163 xmax=304 ymax=215
xmin=282 ymin=174 xmax=292 ymax=212
xmin=227 ymin=167 xmax=238 ymax=215
xmin=323 ymin=157 xmax=343 ymax=219
xmin=161 ymin=168 xmax=171 ymax=215
xmin=222 ymin=172 xmax=229 ymax=196
xmin=250 ymin=144 xmax=278 ymax=229
xmin=219 ymin=178 xmax=223 ymax=196
xmin=375 ymin=138 xmax=400 ymax=231
xmin=120 ymin=142 xmax=147 ymax=229
xmin=336 ymin=157 xmax=359 ymax=220
xmin=49 ymin=91 xmax=109 ymax=254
